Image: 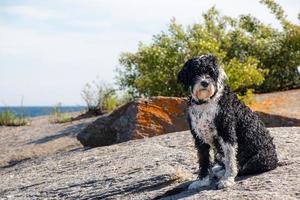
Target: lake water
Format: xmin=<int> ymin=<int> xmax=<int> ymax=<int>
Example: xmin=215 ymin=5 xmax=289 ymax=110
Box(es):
xmin=0 ymin=106 xmax=86 ymax=117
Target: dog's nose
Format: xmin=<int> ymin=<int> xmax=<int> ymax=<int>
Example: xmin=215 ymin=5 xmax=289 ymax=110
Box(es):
xmin=201 ymin=81 xmax=209 ymax=87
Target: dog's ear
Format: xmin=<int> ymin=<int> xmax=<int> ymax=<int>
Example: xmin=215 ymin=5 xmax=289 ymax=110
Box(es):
xmin=207 ymin=54 xmax=218 ymax=66
xmin=206 ymin=54 xmax=227 ymax=81
xmin=177 ymin=60 xmax=191 ymax=88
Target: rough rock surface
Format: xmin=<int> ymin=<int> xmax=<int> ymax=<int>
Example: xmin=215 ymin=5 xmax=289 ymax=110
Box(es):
xmin=1 ymin=127 xmax=299 ymax=199
xmin=77 ymin=97 xmax=188 ymax=147
xmin=0 ymin=113 xmax=97 ymax=168
xmin=250 ymin=89 xmax=300 ymax=126
xmin=251 ymin=89 xmax=300 ymax=120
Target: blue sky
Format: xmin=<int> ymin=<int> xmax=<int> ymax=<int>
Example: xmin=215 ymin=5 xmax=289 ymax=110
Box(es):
xmin=0 ymin=0 xmax=299 ymax=106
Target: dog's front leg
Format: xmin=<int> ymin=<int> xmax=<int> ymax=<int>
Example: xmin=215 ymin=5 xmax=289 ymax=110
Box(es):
xmin=217 ymin=138 xmax=238 ymax=189
xmin=188 ymin=139 xmax=212 ymax=190
xmin=187 ymin=111 xmax=212 ymax=190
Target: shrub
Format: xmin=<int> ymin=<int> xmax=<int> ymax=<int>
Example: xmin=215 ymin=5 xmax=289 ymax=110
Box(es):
xmin=81 ymin=81 xmax=118 ymax=114
xmin=102 ymin=95 xmax=118 ymax=113
xmin=117 ymin=0 xmax=300 ymax=98
xmin=0 ymin=110 xmax=28 ymax=126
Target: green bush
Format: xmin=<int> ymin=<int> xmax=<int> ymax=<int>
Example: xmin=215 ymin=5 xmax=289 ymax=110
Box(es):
xmin=0 ymin=111 xmax=28 ymax=126
xmin=117 ymin=0 xmax=300 ymax=98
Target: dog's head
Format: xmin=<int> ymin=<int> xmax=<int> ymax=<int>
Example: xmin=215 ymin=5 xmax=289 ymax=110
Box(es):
xmin=178 ymin=54 xmax=226 ymax=102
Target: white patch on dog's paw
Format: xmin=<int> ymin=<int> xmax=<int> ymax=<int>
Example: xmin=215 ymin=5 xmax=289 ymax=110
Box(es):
xmin=212 ymin=164 xmax=225 ymax=179
xmin=212 ymin=164 xmax=223 ymax=173
xmin=188 ymin=176 xmax=211 ymax=190
xmin=214 ymin=169 xmax=225 ymax=179
xmin=217 ymin=177 xmax=235 ymax=189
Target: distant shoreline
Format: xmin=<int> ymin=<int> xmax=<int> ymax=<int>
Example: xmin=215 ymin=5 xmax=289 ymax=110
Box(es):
xmin=0 ymin=106 xmax=86 ymax=117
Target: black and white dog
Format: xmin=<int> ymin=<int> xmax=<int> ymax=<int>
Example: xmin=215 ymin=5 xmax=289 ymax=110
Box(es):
xmin=177 ymin=55 xmax=278 ymax=189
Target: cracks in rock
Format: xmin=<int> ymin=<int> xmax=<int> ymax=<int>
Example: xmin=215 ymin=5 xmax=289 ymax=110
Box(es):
xmin=79 ymin=174 xmax=179 ymax=199
xmin=0 ymin=157 xmax=31 ymax=169
xmin=278 ymin=160 xmax=293 ymax=167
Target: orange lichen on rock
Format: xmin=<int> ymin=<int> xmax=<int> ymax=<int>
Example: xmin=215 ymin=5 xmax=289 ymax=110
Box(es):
xmin=150 ymin=97 xmax=185 ymax=115
xmin=134 ymin=97 xmax=188 ymax=139
xmin=78 ymin=96 xmax=189 ymax=147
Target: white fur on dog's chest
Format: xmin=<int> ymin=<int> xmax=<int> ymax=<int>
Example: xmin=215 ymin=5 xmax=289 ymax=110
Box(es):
xmin=191 ymin=102 xmax=218 ymax=145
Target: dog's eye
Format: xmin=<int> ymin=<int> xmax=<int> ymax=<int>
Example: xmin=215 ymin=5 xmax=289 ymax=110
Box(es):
xmin=194 ymin=75 xmax=202 ymax=80
xmin=208 ymin=68 xmax=216 ymax=76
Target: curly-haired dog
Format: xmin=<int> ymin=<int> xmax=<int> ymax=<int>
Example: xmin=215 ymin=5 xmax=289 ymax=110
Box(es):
xmin=177 ymin=55 xmax=278 ymax=189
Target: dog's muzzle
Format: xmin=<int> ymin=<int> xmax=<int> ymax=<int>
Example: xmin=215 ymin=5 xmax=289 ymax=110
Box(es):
xmin=192 ymin=78 xmax=216 ymax=102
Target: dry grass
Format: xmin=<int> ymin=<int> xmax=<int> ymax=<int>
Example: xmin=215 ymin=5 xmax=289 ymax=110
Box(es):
xmin=49 ymin=113 xmax=73 ymax=124
xmin=48 ymin=103 xmax=73 ymax=124
xmin=0 ymin=111 xmax=28 ymax=126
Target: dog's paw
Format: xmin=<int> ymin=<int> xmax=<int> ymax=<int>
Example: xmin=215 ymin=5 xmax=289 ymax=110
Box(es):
xmin=213 ymin=169 xmax=225 ymax=179
xmin=212 ymin=164 xmax=223 ymax=172
xmin=217 ymin=177 xmax=235 ymax=189
xmin=188 ymin=176 xmax=211 ymax=190
xmin=212 ymin=164 xmax=225 ymax=179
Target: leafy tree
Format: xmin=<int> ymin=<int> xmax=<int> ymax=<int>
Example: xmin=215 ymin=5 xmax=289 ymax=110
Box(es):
xmin=117 ymin=0 xmax=300 ymax=98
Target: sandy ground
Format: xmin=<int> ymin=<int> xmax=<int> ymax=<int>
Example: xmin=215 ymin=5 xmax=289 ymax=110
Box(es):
xmin=0 ymin=113 xmax=97 ymax=168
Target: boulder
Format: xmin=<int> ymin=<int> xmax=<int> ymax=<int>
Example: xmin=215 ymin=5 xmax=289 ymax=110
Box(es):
xmin=77 ymin=96 xmax=188 ymax=147
xmin=250 ymin=89 xmax=300 ymax=120
xmin=250 ymin=89 xmax=300 ymax=127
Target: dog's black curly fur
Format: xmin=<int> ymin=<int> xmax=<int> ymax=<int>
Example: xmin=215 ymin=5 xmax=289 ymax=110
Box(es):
xmin=215 ymin=85 xmax=278 ymax=175
xmin=178 ymin=54 xmax=278 ymax=189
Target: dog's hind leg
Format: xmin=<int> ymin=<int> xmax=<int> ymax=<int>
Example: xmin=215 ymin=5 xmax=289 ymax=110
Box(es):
xmin=217 ymin=139 xmax=238 ymax=189
xmin=238 ymin=148 xmax=278 ymax=176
